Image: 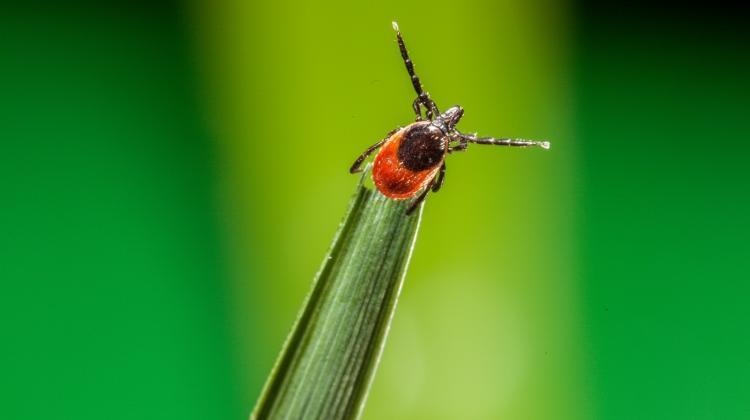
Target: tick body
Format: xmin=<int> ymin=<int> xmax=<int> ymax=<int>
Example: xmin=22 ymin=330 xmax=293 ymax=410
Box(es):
xmin=373 ymin=122 xmax=445 ymax=199
xmin=350 ymin=22 xmax=550 ymax=214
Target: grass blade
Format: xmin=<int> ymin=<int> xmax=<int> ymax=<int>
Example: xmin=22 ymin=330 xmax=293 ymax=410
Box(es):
xmin=251 ymin=167 xmax=422 ymax=420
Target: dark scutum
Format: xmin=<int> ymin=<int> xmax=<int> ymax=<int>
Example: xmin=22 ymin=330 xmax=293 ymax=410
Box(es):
xmin=397 ymin=123 xmax=446 ymax=171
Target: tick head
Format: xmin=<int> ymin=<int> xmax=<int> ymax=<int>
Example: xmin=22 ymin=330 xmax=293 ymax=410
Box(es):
xmin=441 ymin=106 xmax=464 ymax=129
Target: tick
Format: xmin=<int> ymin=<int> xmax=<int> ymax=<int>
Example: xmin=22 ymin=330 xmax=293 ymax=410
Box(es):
xmin=350 ymin=22 xmax=550 ymax=215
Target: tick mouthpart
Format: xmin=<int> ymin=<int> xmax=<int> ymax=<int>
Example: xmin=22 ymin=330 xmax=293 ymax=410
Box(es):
xmin=540 ymin=141 xmax=551 ymax=149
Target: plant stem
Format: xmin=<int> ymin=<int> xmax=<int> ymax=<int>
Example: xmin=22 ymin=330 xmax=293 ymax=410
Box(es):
xmin=252 ymin=168 xmax=423 ymax=420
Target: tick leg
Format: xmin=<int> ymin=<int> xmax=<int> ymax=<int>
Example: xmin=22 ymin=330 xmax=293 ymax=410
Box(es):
xmin=393 ymin=22 xmax=440 ymax=121
xmin=412 ymin=95 xmax=440 ymax=121
xmin=406 ymin=177 xmax=436 ymax=215
xmin=454 ymin=131 xmax=550 ymax=149
xmin=412 ymin=98 xmax=423 ymax=121
xmin=349 ymin=128 xmax=400 ymax=173
xmin=420 ymin=93 xmax=439 ymax=120
xmin=395 ymin=22 xmax=426 ymax=103
xmin=432 ymin=162 xmax=446 ymax=192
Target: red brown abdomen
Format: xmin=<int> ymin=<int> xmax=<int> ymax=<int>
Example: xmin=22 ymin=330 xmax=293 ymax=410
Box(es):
xmin=372 ymin=125 xmax=444 ymax=199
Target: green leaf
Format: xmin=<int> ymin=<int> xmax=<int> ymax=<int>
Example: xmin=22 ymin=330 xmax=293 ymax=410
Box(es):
xmin=251 ymin=167 xmax=423 ymax=420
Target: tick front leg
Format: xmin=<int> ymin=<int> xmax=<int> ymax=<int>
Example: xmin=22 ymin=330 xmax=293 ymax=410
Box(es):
xmin=454 ymin=131 xmax=550 ymax=149
xmin=349 ymin=128 xmax=400 ymax=173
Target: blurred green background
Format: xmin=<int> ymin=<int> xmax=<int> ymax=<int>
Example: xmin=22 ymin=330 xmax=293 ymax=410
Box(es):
xmin=2 ymin=1 xmax=748 ymax=419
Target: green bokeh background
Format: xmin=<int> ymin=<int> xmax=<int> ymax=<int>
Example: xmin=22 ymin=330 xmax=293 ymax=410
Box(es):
xmin=2 ymin=1 xmax=748 ymax=419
